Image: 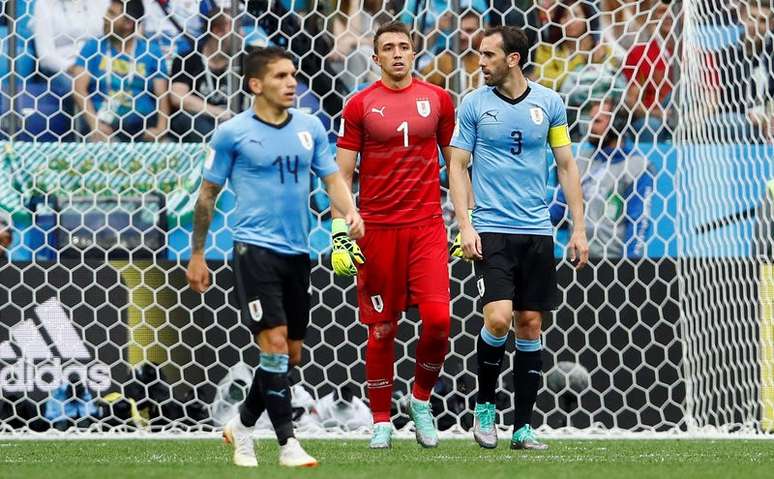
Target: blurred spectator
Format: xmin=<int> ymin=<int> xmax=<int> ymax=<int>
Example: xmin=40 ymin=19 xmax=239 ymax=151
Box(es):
xmin=169 ymin=9 xmax=241 ymax=142
xmin=621 ymin=1 xmax=678 ymax=142
xmin=550 ymin=99 xmax=654 ymax=258
xmin=31 ymin=0 xmax=110 ymax=78
xmin=398 ymin=0 xmax=487 ymax=63
xmin=559 ymin=62 xmax=627 ymax=141
xmin=532 ymin=0 xmax=615 ymax=92
xmin=0 ymin=211 xmax=11 ymax=264
xmin=25 ymin=1 xmax=109 ymax=140
xmin=72 ymin=0 xmax=170 ymax=142
xmin=488 ymin=0 xmax=542 ymax=46
xmin=533 ymin=0 xmax=620 ymax=138
xmin=706 ymin=2 xmax=774 ymax=142
xmin=600 ymin=0 xmax=664 ymax=59
xmin=248 ymin=0 xmax=334 ymax=117
xmin=142 ymin=0 xmax=235 ymax=61
xmin=326 ymin=0 xmax=394 ymax=94
xmin=398 ymin=0 xmax=488 ymax=27
xmin=420 ymin=9 xmax=483 ymax=98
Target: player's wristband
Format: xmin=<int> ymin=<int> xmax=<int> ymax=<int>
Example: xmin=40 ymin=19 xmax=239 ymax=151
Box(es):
xmin=332 ymin=218 xmax=348 ymax=236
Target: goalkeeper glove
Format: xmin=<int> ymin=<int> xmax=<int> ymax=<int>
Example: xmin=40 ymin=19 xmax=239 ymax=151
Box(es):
xmin=331 ymin=218 xmax=365 ymax=276
xmin=450 ymin=210 xmax=473 ymax=260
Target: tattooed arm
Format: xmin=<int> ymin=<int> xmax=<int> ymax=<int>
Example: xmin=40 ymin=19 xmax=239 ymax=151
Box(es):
xmin=186 ymin=179 xmax=222 ymax=293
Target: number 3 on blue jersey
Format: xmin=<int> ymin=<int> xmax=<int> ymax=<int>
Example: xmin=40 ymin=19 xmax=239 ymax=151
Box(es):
xmin=510 ymin=130 xmax=522 ymax=155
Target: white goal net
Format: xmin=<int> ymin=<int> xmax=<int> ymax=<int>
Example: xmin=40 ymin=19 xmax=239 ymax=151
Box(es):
xmin=0 ymin=0 xmax=772 ymax=436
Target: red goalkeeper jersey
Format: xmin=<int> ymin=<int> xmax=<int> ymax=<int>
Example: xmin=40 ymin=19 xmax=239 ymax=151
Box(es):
xmin=336 ymin=78 xmax=455 ymax=227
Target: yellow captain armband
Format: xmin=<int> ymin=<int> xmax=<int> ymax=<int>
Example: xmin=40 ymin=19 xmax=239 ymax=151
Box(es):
xmin=548 ymin=124 xmax=571 ymax=148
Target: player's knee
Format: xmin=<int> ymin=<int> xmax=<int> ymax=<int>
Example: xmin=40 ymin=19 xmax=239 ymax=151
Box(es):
xmin=516 ymin=311 xmax=543 ymax=339
xmin=485 ymin=311 xmax=511 ymax=337
xmin=369 ymin=321 xmax=397 ymax=345
xmin=258 ymin=327 xmax=289 ymax=353
xmin=419 ymin=302 xmax=450 ymax=340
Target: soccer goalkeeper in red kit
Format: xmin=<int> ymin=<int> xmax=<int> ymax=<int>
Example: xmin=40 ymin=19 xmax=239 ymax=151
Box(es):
xmin=330 ymin=21 xmax=456 ymax=449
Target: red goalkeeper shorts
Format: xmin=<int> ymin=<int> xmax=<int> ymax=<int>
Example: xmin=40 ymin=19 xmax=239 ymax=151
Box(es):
xmin=355 ymin=218 xmax=449 ymax=324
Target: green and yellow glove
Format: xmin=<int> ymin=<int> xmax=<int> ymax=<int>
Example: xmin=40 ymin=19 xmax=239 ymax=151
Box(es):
xmin=450 ymin=210 xmax=473 ymax=260
xmin=331 ymin=218 xmax=365 ymax=276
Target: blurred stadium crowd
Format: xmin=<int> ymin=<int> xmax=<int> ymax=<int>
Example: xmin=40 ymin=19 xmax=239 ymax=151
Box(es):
xmin=0 ymin=0 xmax=687 ymax=144
xmin=0 ymin=1 xmax=772 ymax=143
xmin=0 ymin=0 xmax=772 ymax=260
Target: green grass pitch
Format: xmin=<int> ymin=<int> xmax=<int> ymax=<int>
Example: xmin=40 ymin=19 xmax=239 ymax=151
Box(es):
xmin=1 ymin=438 xmax=773 ymax=479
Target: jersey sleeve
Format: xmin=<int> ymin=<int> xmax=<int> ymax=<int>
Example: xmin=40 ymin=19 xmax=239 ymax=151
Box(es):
xmin=311 ymin=118 xmax=339 ymax=178
xmin=449 ymin=93 xmax=477 ymax=152
xmin=202 ymin=124 xmax=236 ymax=186
xmin=548 ymin=93 xmax=571 ymax=148
xmin=436 ymin=90 xmax=456 ymax=147
xmin=336 ymin=95 xmax=364 ymax=152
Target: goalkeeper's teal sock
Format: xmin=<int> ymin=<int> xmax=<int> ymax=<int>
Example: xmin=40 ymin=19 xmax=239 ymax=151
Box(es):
xmin=476 ymin=326 xmax=508 ymax=404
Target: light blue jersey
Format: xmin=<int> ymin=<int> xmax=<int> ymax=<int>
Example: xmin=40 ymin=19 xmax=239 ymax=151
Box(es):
xmin=451 ymin=82 xmax=571 ymax=235
xmin=203 ymin=108 xmax=339 ymax=255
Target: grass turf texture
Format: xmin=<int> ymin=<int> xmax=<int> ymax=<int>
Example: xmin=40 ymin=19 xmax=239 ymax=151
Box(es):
xmin=1 ymin=439 xmax=773 ymax=479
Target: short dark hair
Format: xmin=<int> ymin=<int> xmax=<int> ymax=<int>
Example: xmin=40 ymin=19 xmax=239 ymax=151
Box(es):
xmin=113 ymin=0 xmax=144 ymax=22
xmin=242 ymin=46 xmax=295 ymax=93
xmin=482 ymin=25 xmax=530 ymax=67
xmin=373 ymin=21 xmax=413 ymax=51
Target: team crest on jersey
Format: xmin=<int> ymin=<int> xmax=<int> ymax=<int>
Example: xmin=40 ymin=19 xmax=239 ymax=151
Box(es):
xmin=416 ymin=99 xmax=431 ymax=118
xmin=530 ymin=107 xmax=544 ymax=125
xmin=371 ymin=295 xmax=384 ymax=313
xmin=297 ymin=131 xmax=314 ymax=150
xmin=248 ymin=299 xmax=263 ymax=322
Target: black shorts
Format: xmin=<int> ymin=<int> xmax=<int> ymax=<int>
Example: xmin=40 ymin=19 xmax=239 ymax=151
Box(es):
xmin=474 ymin=233 xmax=560 ymax=311
xmin=232 ymin=242 xmax=311 ymax=340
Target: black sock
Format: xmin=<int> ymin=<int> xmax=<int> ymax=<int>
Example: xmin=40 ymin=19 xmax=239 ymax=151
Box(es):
xmin=239 ymin=368 xmax=266 ymax=428
xmin=257 ymin=354 xmax=294 ymax=446
xmin=476 ymin=327 xmax=508 ymax=404
xmin=513 ymin=342 xmax=543 ymax=430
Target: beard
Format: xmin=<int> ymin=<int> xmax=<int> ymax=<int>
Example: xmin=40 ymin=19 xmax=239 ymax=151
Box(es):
xmin=483 ymin=64 xmax=509 ymax=87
